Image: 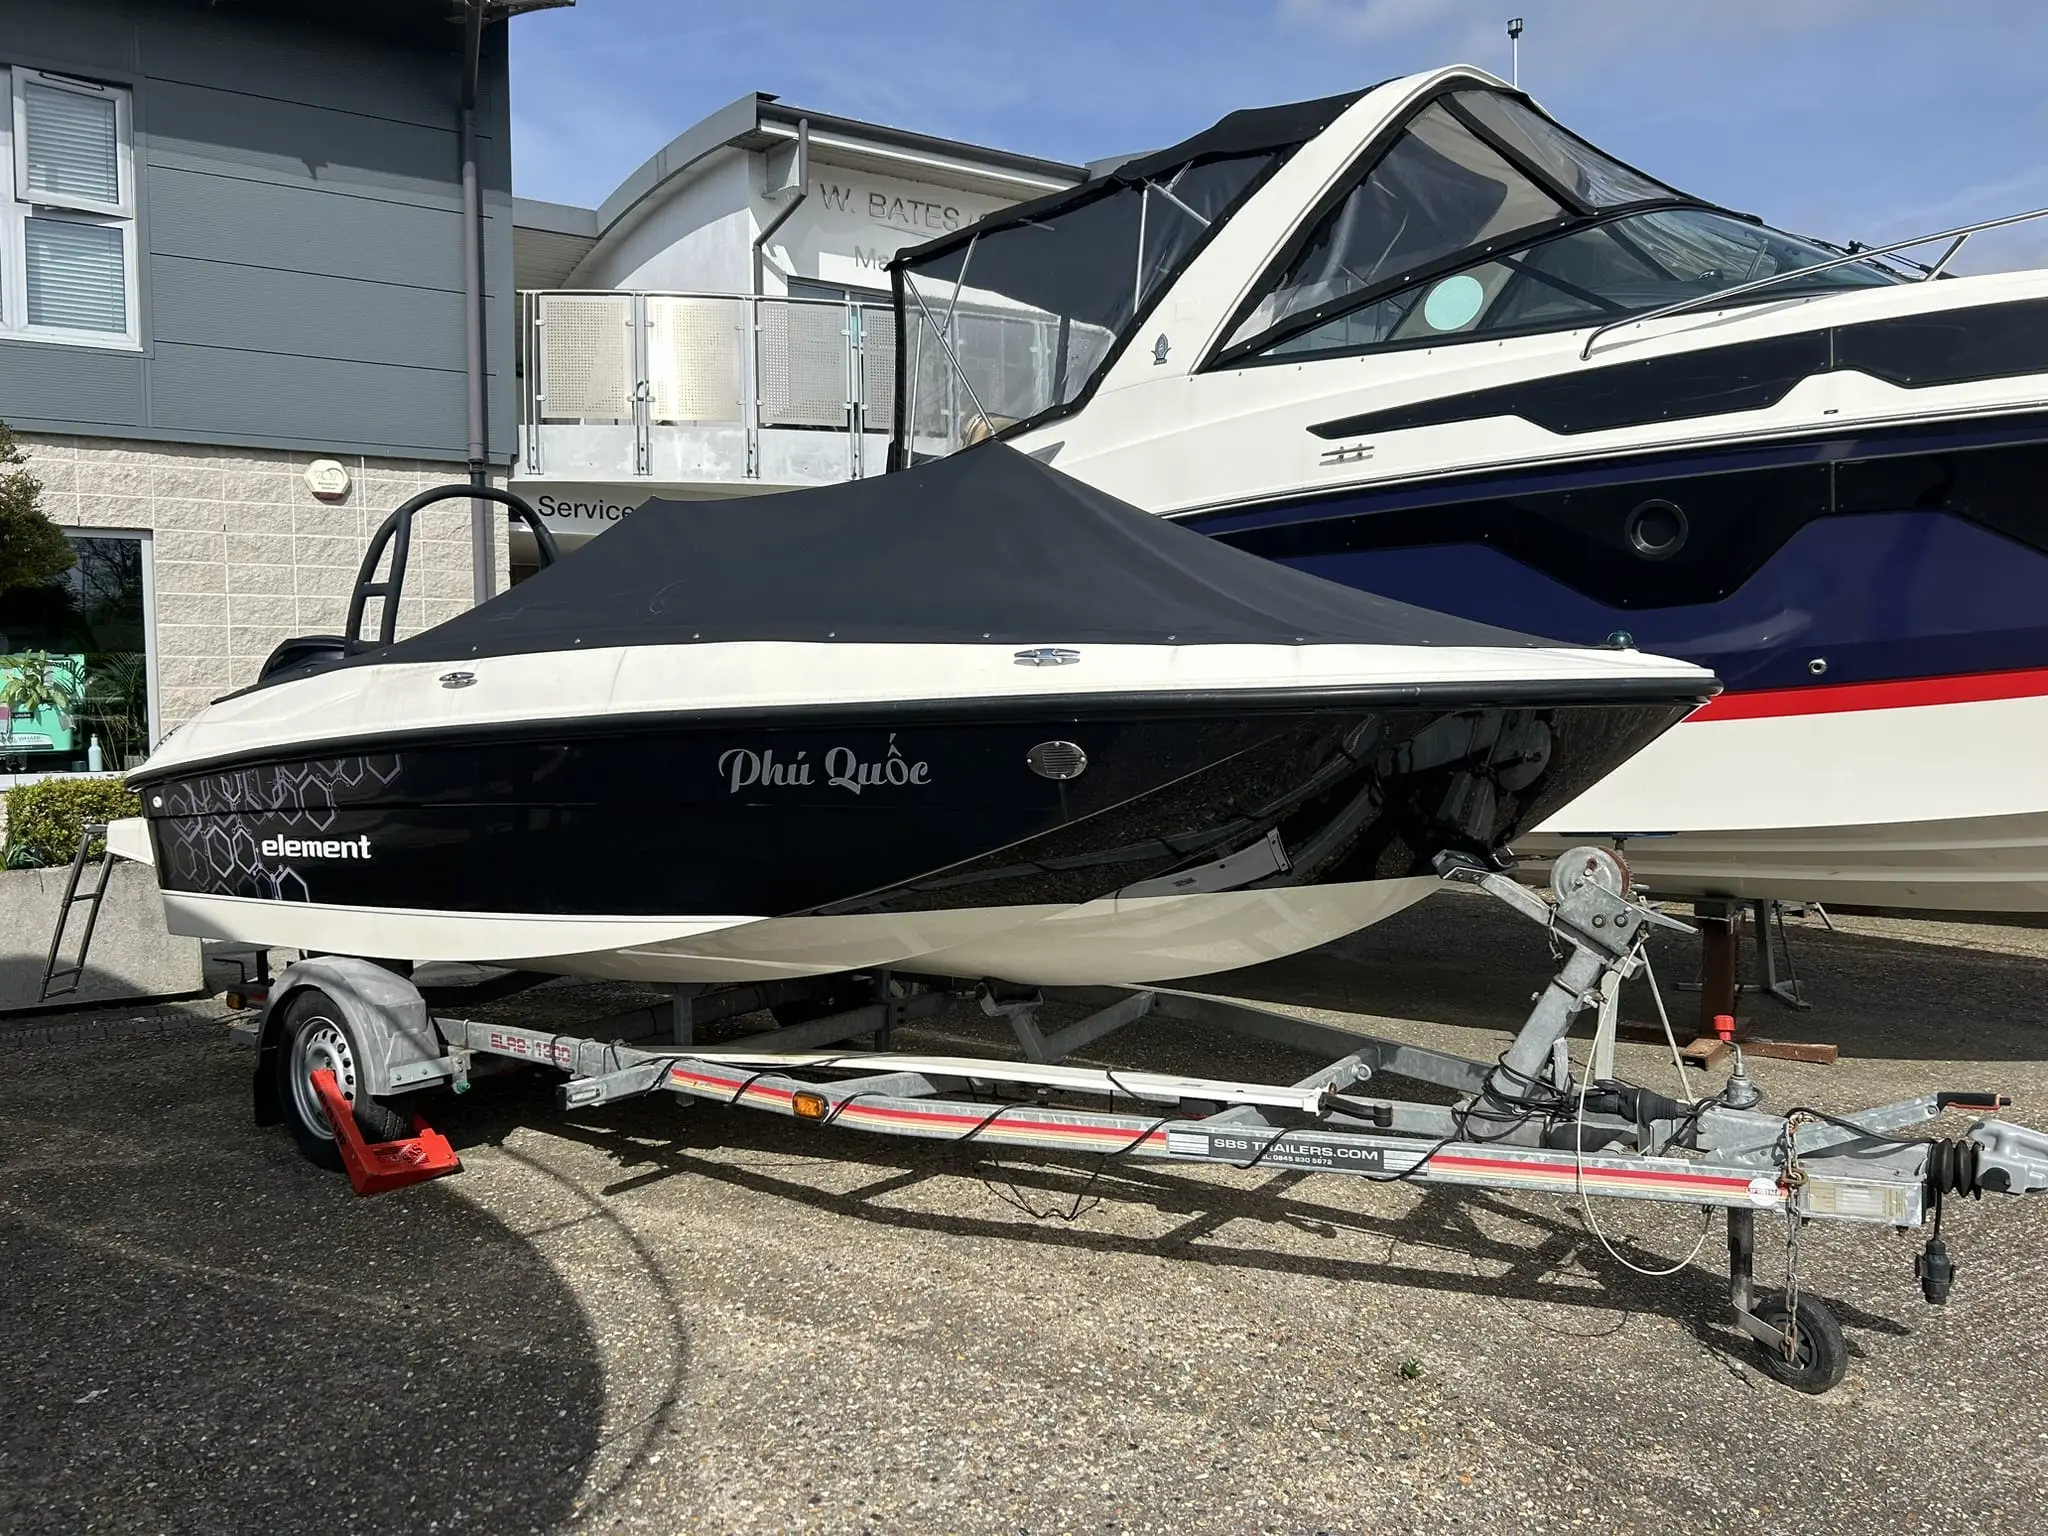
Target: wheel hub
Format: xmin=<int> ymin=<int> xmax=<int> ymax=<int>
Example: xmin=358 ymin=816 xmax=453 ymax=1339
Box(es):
xmin=290 ymin=1017 xmax=357 ymax=1142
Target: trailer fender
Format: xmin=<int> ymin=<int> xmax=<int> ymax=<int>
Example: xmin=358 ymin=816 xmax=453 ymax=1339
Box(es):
xmin=253 ymin=957 xmax=446 ymax=1126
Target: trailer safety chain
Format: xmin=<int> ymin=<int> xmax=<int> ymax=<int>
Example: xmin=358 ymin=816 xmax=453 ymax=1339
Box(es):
xmin=1782 ymin=1213 xmax=1806 ymax=1364
xmin=1777 ymin=1117 xmax=1808 ymax=1195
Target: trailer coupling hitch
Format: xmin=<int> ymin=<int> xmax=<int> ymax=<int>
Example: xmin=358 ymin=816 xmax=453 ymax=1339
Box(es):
xmin=1964 ymin=1115 xmax=2048 ymax=1195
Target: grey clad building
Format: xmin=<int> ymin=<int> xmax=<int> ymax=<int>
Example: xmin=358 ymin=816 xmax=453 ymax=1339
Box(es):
xmin=0 ymin=0 xmax=525 ymax=779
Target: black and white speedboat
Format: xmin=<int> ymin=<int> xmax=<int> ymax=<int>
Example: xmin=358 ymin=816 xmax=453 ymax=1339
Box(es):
xmin=890 ymin=67 xmax=2048 ymax=911
xmin=122 ymin=447 xmax=1711 ymax=985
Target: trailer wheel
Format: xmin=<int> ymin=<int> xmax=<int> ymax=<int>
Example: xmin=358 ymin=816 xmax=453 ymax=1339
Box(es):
xmin=1751 ymin=1294 xmax=1848 ymax=1394
xmin=277 ymin=988 xmax=414 ymax=1171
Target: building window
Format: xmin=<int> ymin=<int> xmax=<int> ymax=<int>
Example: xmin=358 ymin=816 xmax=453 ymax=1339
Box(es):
xmin=0 ymin=529 xmax=156 ymax=781
xmin=0 ymin=67 xmax=138 ymax=346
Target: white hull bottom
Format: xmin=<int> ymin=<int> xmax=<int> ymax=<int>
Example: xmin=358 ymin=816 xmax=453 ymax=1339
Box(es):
xmin=1519 ymin=810 xmax=2048 ymax=912
xmin=1527 ymin=690 xmax=2048 ymax=912
xmin=160 ymin=877 xmax=1438 ymax=987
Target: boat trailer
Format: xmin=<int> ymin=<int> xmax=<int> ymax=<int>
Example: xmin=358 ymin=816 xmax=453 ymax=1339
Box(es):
xmin=243 ymin=847 xmax=2048 ymax=1395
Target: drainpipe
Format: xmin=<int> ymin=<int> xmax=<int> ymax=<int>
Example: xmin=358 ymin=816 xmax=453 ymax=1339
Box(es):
xmin=750 ymin=117 xmax=810 ymax=298
xmin=459 ymin=1 xmax=494 ymax=603
xmin=746 ymin=118 xmax=808 ymax=480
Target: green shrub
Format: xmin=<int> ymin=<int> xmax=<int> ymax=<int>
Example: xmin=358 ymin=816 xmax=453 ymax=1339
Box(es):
xmin=2 ymin=776 xmax=141 ymax=869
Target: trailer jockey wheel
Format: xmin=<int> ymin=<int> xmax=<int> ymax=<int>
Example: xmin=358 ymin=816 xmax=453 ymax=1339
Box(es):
xmin=278 ymin=988 xmax=414 ymax=1171
xmin=1750 ymin=1293 xmax=1848 ymax=1394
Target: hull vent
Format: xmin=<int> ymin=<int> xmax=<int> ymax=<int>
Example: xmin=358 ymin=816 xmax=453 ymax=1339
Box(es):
xmin=1027 ymin=741 xmax=1088 ymax=780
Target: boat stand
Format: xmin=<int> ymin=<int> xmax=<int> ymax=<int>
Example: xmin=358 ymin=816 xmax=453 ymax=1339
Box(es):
xmin=247 ymin=848 xmax=2048 ymax=1394
xmin=1683 ymin=897 xmax=1813 ymax=1013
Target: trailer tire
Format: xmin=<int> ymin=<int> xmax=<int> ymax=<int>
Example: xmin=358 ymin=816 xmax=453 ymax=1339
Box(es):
xmin=1751 ymin=1294 xmax=1848 ymax=1394
xmin=276 ymin=987 xmax=416 ymax=1171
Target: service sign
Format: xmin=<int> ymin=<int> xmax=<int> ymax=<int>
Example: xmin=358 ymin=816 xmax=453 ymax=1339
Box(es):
xmin=513 ymin=484 xmax=662 ymax=534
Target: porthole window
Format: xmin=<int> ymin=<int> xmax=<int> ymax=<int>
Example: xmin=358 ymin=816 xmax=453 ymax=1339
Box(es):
xmin=1422 ymin=273 xmax=1486 ymax=331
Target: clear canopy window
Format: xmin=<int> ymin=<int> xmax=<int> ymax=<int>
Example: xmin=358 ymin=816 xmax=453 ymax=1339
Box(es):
xmin=1260 ymin=207 xmax=1903 ymax=359
xmin=1225 ymin=102 xmax=1572 ymax=349
xmin=896 ymin=151 xmax=1281 ymax=458
xmin=1445 ymin=91 xmax=1673 ymax=209
xmin=1233 ymin=89 xmax=1901 ymax=362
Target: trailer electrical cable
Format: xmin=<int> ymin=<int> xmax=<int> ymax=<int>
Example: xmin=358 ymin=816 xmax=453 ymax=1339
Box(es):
xmin=961 ymin=1070 xmax=1180 ymax=1222
xmin=1572 ymin=1047 xmax=1714 ymax=1279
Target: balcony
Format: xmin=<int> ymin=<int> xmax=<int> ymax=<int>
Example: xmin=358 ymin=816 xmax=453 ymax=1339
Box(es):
xmin=517 ymin=291 xmax=898 ymax=492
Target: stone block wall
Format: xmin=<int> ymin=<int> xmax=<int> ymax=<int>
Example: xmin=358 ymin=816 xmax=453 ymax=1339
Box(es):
xmin=18 ymin=434 xmax=509 ymax=734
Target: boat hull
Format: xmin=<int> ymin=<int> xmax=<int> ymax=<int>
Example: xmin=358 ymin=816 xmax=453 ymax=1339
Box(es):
xmin=158 ymin=876 xmax=1441 ymax=986
xmin=137 ymin=695 xmax=1688 ymax=982
xmin=1184 ymin=418 xmax=2048 ymax=911
xmin=1522 ymin=682 xmax=2048 ymax=910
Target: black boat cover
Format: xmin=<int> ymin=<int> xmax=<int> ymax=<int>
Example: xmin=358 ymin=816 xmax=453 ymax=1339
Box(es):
xmin=887 ymin=87 xmax=1380 ymax=275
xmin=379 ymin=444 xmax=1551 ymax=664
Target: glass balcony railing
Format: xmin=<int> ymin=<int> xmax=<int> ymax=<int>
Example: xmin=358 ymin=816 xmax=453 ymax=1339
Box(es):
xmin=518 ymin=291 xmax=897 ymax=485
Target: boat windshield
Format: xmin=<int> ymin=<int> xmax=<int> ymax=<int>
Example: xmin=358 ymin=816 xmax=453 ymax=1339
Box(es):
xmin=895 ymin=150 xmax=1282 ymax=458
xmin=1228 ymin=89 xmax=1904 ymax=362
xmin=1255 ymin=208 xmax=1904 ymax=360
xmin=1224 ymin=93 xmax=1678 ymax=350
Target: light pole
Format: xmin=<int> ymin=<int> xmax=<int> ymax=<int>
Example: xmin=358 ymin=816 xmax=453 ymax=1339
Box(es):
xmin=1508 ymin=16 xmax=1524 ymax=88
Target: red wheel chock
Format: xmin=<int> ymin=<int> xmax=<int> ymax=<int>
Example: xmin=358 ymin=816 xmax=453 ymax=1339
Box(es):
xmin=309 ymin=1067 xmax=461 ymax=1195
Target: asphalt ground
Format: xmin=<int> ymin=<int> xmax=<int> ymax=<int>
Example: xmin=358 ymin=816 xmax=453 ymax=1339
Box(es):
xmin=5 ymin=890 xmax=2048 ymax=1534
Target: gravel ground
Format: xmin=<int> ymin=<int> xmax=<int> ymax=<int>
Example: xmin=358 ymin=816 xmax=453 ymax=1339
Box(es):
xmin=5 ymin=891 xmax=2048 ymax=1534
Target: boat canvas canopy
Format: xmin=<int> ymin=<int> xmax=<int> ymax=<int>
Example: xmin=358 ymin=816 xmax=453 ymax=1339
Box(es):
xmin=891 ymin=88 xmax=1376 ymax=283
xmin=378 ymin=444 xmax=1549 ymax=663
xmin=885 ymin=90 xmax=1382 ymax=456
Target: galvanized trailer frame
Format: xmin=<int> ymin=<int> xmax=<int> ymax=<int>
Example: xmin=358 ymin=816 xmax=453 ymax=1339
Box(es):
xmin=248 ymin=848 xmax=2048 ymax=1394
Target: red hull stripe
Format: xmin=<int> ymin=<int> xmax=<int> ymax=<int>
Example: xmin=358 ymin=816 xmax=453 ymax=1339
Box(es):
xmin=1691 ymin=666 xmax=2048 ymax=722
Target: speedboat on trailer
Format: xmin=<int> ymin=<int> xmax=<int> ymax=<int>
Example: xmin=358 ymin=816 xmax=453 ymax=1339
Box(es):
xmin=122 ymin=448 xmax=1711 ymax=986
xmin=889 ymin=66 xmax=2048 ymax=912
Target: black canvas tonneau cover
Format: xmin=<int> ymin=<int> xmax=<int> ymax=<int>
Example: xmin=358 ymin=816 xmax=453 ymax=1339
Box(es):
xmin=377 ymin=444 xmax=1551 ymax=664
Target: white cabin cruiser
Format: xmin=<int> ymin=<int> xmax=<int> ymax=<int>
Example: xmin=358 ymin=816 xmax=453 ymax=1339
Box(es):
xmin=888 ymin=67 xmax=2048 ymax=912
xmin=124 ymin=451 xmax=1712 ymax=986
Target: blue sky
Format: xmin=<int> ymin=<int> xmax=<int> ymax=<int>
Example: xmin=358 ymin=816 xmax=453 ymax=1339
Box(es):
xmin=510 ymin=0 xmax=2048 ymax=271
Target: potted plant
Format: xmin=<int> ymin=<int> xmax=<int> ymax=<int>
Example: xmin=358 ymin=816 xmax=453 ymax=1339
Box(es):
xmin=78 ymin=651 xmax=149 ymax=769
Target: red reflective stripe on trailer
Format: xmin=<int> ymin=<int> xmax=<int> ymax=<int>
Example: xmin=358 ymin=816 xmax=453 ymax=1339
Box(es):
xmin=1432 ymin=1150 xmax=1761 ymax=1194
xmin=1691 ymin=666 xmax=2048 ymax=722
xmin=669 ymin=1067 xmax=1171 ymax=1146
xmin=669 ymin=1069 xmax=1762 ymax=1188
xmin=671 ymin=1068 xmax=799 ymax=1105
xmin=844 ymin=1102 xmax=1171 ymax=1146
